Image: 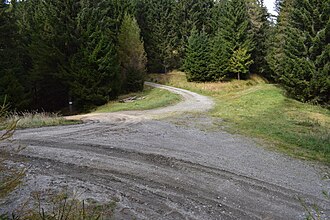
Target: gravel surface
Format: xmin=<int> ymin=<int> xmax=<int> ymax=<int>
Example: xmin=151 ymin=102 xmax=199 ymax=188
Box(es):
xmin=1 ymin=83 xmax=329 ymax=219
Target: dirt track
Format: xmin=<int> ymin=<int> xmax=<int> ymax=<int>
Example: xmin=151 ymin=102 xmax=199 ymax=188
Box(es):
xmin=1 ymin=83 xmax=330 ymax=219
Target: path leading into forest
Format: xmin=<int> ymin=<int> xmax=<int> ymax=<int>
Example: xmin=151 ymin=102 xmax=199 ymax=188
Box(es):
xmin=2 ymin=83 xmax=330 ymax=219
xmin=65 ymin=82 xmax=214 ymax=123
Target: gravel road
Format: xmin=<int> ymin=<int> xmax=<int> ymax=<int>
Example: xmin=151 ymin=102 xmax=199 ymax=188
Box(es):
xmin=1 ymin=83 xmax=329 ymax=219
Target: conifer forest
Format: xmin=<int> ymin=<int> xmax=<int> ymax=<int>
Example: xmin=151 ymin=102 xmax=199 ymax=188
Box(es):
xmin=1 ymin=0 xmax=329 ymax=112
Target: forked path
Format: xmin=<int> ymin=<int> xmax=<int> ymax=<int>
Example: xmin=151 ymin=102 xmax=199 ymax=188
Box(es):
xmin=66 ymin=82 xmax=214 ymax=123
xmin=3 ymin=83 xmax=330 ymax=219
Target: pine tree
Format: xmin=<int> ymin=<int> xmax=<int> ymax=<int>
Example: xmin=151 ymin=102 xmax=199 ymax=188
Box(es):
xmin=135 ymin=0 xmax=177 ymax=73
xmin=14 ymin=0 xmax=130 ymax=111
xmin=118 ymin=13 xmax=147 ymax=92
xmin=183 ymin=28 xmax=210 ymax=82
xmin=175 ymin=0 xmax=214 ymax=65
xmin=210 ymin=0 xmax=226 ymax=35
xmin=210 ymin=0 xmax=253 ymax=80
xmin=208 ymin=29 xmax=231 ymax=80
xmin=280 ymin=0 xmax=330 ymax=105
xmin=70 ymin=0 xmax=121 ymax=109
xmin=246 ymin=0 xmax=271 ymax=76
xmin=266 ymin=0 xmax=294 ymax=82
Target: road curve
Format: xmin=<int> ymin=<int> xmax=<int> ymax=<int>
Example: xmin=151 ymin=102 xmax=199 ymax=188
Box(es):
xmin=2 ymin=83 xmax=330 ymax=219
xmin=66 ymin=82 xmax=214 ymax=123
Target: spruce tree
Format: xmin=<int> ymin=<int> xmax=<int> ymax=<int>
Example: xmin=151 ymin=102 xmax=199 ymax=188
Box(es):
xmin=208 ymin=29 xmax=231 ymax=80
xmin=70 ymin=0 xmax=121 ymax=109
xmin=246 ymin=0 xmax=271 ymax=77
xmin=14 ymin=0 xmax=129 ymax=110
xmin=135 ymin=0 xmax=177 ymax=73
xmin=210 ymin=0 xmax=253 ymax=80
xmin=118 ymin=14 xmax=147 ymax=92
xmin=183 ymin=28 xmax=210 ymax=82
xmin=175 ymin=0 xmax=214 ymax=65
xmin=279 ymin=0 xmax=330 ymax=105
xmin=266 ymin=0 xmax=293 ymax=82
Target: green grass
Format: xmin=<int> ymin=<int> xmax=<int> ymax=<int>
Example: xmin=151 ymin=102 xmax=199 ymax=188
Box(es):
xmin=148 ymin=71 xmax=330 ymax=163
xmin=94 ymin=86 xmax=181 ymax=113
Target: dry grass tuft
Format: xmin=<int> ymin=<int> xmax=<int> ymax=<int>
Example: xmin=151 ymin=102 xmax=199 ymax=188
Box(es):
xmin=6 ymin=112 xmax=80 ymax=129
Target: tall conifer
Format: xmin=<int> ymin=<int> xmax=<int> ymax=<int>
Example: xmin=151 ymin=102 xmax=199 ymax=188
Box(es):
xmin=279 ymin=0 xmax=329 ymax=105
xmin=210 ymin=0 xmax=253 ymax=80
xmin=183 ymin=28 xmax=210 ymax=82
xmin=70 ymin=0 xmax=121 ymax=109
xmin=118 ymin=14 xmax=147 ymax=92
xmin=247 ymin=0 xmax=271 ymax=76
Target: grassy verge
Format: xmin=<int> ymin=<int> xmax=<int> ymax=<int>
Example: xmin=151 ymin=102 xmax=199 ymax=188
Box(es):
xmin=8 ymin=112 xmax=80 ymax=129
xmin=148 ymin=71 xmax=330 ymax=163
xmin=94 ymin=85 xmax=181 ymax=113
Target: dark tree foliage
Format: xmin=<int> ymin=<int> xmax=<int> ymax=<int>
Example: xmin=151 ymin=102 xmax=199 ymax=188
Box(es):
xmin=247 ymin=0 xmax=272 ymax=77
xmin=15 ymin=0 xmax=80 ymax=111
xmin=183 ymin=28 xmax=210 ymax=82
xmin=274 ymin=0 xmax=283 ymax=14
xmin=69 ymin=0 xmax=122 ymax=110
xmin=135 ymin=0 xmax=177 ymax=73
xmin=210 ymin=0 xmax=226 ymax=35
xmin=0 ymin=0 xmax=145 ymax=112
xmin=209 ymin=0 xmax=254 ymax=80
xmin=135 ymin=0 xmax=214 ymax=73
xmin=0 ymin=1 xmax=28 ymax=110
xmin=118 ymin=13 xmax=147 ymax=92
xmin=175 ymin=0 xmax=214 ymax=65
xmin=267 ymin=0 xmax=293 ymax=82
xmin=1 ymin=0 xmax=328 ymax=111
xmin=271 ymin=0 xmax=330 ymax=106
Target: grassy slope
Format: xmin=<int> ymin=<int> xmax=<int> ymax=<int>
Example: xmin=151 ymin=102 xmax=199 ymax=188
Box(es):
xmin=94 ymin=86 xmax=181 ymax=113
xmin=148 ymin=71 xmax=330 ymax=163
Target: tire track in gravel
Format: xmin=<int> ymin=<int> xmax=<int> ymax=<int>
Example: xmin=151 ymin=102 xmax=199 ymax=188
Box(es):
xmin=2 ymin=83 xmax=330 ymax=219
xmin=13 ymin=138 xmax=329 ymax=219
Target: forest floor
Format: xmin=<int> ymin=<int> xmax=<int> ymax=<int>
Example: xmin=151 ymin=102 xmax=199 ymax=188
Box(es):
xmin=1 ymin=80 xmax=330 ymax=219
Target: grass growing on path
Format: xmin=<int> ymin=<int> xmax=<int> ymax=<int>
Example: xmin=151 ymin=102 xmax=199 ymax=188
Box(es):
xmin=94 ymin=86 xmax=181 ymax=113
xmin=148 ymin=71 xmax=330 ymax=163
